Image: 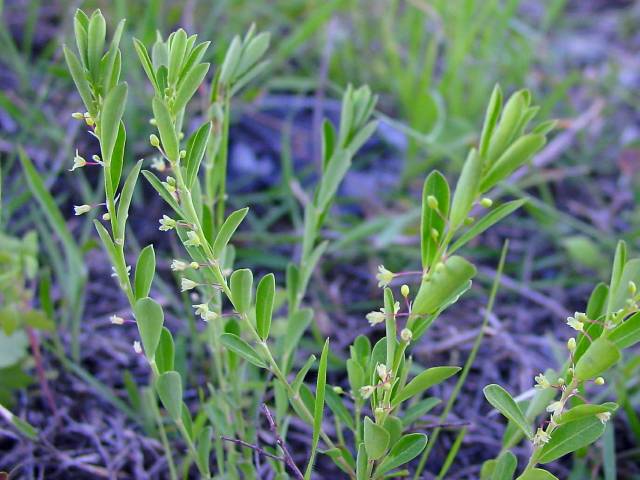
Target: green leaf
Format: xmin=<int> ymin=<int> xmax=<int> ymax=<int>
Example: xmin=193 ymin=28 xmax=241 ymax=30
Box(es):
xmin=483 ymin=384 xmax=533 ymax=440
xmin=173 ymin=63 xmax=209 ymax=113
xmin=109 ymin=122 xmax=126 ymax=193
xmin=412 ymin=256 xmax=477 ymax=315
xmin=116 ymin=159 xmax=143 ymax=239
xmin=492 ymin=451 xmax=517 ymax=480
xmin=609 ymin=311 xmax=640 ymax=349
xmin=135 ymin=245 xmax=156 ymax=300
xmin=73 ymin=10 xmax=89 ymax=67
xmin=449 ymin=200 xmax=526 ymax=254
xmin=480 ymin=134 xmax=546 ymax=192
xmin=100 ymin=82 xmax=128 ymax=165
xmin=515 ymin=468 xmax=558 ymax=480
xmin=356 ymin=443 xmax=368 ymax=480
xmin=421 ymin=170 xmax=450 ymax=269
xmin=64 ymin=46 xmax=95 ymax=116
xmin=363 ymin=416 xmax=389 ymax=461
xmin=196 ymin=426 xmax=212 ymax=477
xmin=537 ymin=416 xmax=606 ymax=463
xmin=141 ymin=170 xmax=182 ymax=215
xmin=479 ymin=84 xmax=503 ymax=160
xmin=402 ymin=397 xmax=441 ymax=427
xmin=0 ymin=330 xmax=29 ymax=368
xmin=219 ymin=35 xmax=242 ymax=85
xmin=87 ymin=10 xmax=106 ymax=76
xmin=393 ymin=366 xmax=460 ymax=406
xmin=375 ymin=433 xmax=428 ymax=476
xmin=574 ymin=338 xmax=620 ymax=381
xmin=609 ymin=258 xmax=640 ymax=313
xmin=486 ymin=90 xmax=526 ymax=163
xmin=133 ymin=38 xmax=158 ymax=92
xmin=315 ymin=149 xmax=351 ymax=214
xmin=292 ymin=354 xmax=316 ymax=393
xmin=167 ymin=29 xmax=187 ymax=86
xmin=555 ymin=402 xmax=618 ymax=425
xmin=152 ymin=96 xmax=179 ymax=161
xmin=133 ymin=297 xmax=164 ymax=360
xmin=449 ymin=148 xmax=482 ymax=229
xmin=236 ymin=32 xmax=271 ymax=77
xmin=12 ymin=415 xmax=38 ymax=441
xmin=100 ymin=19 xmax=125 ymax=93
xmin=155 ymin=327 xmax=175 ymax=374
xmin=155 ymin=371 xmax=182 ymax=421
xmin=305 ymin=339 xmax=329 ymax=479
xmin=325 ymin=387 xmax=354 ymax=431
xmin=212 ymin=207 xmax=249 ymax=258
xmin=230 ymin=269 xmax=253 ymax=315
xmin=184 ymin=121 xmax=211 ymax=188
xmin=347 ymin=358 xmax=365 ymax=394
xmin=220 ymin=333 xmax=266 ymax=368
xmin=255 ymin=273 xmax=275 ymax=341
xmin=282 ymin=309 xmax=313 ymax=370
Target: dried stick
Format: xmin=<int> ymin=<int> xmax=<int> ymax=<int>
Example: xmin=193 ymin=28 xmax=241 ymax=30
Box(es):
xmin=261 ymin=404 xmax=305 ymax=480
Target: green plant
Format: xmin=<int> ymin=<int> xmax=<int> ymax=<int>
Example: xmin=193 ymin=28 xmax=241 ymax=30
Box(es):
xmin=481 ymin=241 xmax=640 ymax=479
xmin=61 ymin=7 xmax=635 ymax=480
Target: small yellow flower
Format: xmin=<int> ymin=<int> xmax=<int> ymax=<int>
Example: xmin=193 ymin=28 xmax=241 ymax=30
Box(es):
xmin=366 ymin=311 xmax=385 ymax=326
xmin=181 ymin=278 xmax=198 ymax=292
xmin=376 ymin=265 xmax=395 ymax=288
xmin=359 ymin=385 xmax=375 ymax=399
xmin=74 ymin=204 xmax=91 ymax=216
xmin=566 ymin=315 xmax=584 ymax=332
xmin=159 ymin=215 xmax=176 ymax=231
xmin=534 ymin=373 xmax=551 ymax=390
xmin=533 ymin=428 xmax=551 ymax=446
xmin=171 ymin=259 xmax=189 ymax=271
xmin=70 ymin=150 xmax=87 ymax=171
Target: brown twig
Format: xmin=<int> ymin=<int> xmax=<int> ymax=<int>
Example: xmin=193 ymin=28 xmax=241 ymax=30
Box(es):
xmin=26 ymin=327 xmax=57 ymax=414
xmin=221 ymin=436 xmax=284 ymax=463
xmin=261 ymin=404 xmax=305 ymax=480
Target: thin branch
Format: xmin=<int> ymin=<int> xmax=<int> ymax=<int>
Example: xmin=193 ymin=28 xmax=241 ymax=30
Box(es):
xmin=261 ymin=404 xmax=305 ymax=480
xmin=221 ymin=436 xmax=284 ymax=463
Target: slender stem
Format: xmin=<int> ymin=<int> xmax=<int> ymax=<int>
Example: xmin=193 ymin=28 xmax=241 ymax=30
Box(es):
xmin=154 ymin=404 xmax=179 ymax=480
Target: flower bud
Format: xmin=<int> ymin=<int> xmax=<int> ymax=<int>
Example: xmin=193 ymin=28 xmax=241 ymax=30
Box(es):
xmin=159 ymin=215 xmax=177 ymax=231
xmin=171 ymin=259 xmax=189 ymax=271
xmin=430 ymin=227 xmax=439 ymax=240
xmin=72 ymin=112 xmax=84 ymax=120
xmin=102 ymin=213 xmax=111 ymax=221
xmin=567 ymin=337 xmax=576 ymax=353
xmin=110 ymin=315 xmax=124 ymax=325
xmin=376 ymin=265 xmax=395 ymax=288
xmin=400 ymin=328 xmax=413 ymax=343
xmin=594 ymin=377 xmax=605 ymax=385
xmin=190 ymin=262 xmax=200 ymax=269
xmin=426 ymin=195 xmax=439 ymax=210
xmin=150 ymin=134 xmax=160 ymax=148
xmin=332 ymin=386 xmax=344 ymax=395
xmin=629 ymin=281 xmax=637 ymax=296
xmin=480 ymin=197 xmax=493 ymax=208
xmin=133 ymin=341 xmax=142 ymax=354
xmin=464 ymin=216 xmax=475 ymax=225
xmin=401 ymin=284 xmax=410 ymax=298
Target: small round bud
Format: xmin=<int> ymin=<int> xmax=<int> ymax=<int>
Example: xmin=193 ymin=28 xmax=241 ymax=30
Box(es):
xmin=332 ymin=386 xmax=344 ymax=395
xmin=430 ymin=227 xmax=439 ymax=240
xmin=102 ymin=213 xmax=111 ymax=221
xmin=401 ymin=284 xmax=410 ymax=298
xmin=629 ymin=281 xmax=637 ymax=296
xmin=149 ymin=118 xmax=157 ymax=126
xmin=464 ymin=216 xmax=475 ymax=225
xmin=400 ymin=328 xmax=413 ymax=343
xmin=426 ymin=195 xmax=439 ymax=210
xmin=594 ymin=377 xmax=605 ymax=385
xmin=190 ymin=262 xmax=200 ymax=269
xmin=567 ymin=337 xmax=576 ymax=353
xmin=179 ymin=149 xmax=186 ymax=159
xmin=557 ymin=377 xmax=565 ymax=385
xmin=72 ymin=112 xmax=84 ymax=120
xmin=150 ymin=134 xmax=160 ymax=148
xmin=480 ymin=197 xmax=493 ymax=208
